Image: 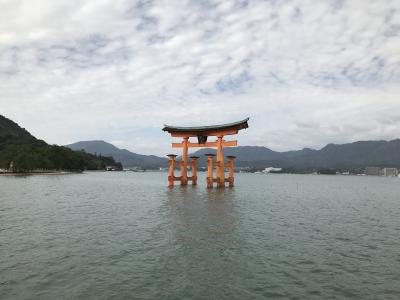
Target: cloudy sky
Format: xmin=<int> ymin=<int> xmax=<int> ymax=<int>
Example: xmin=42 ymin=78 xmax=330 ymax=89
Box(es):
xmin=1 ymin=0 xmax=399 ymax=155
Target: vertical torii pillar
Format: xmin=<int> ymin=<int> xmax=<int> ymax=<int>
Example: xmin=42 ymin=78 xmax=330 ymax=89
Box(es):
xmin=216 ymin=135 xmax=225 ymax=187
xmin=226 ymin=155 xmax=236 ymax=187
xmin=190 ymin=156 xmax=199 ymax=185
xmin=180 ymin=137 xmax=189 ymax=185
xmin=205 ymin=153 xmax=215 ymax=188
xmin=167 ymin=154 xmax=177 ymax=187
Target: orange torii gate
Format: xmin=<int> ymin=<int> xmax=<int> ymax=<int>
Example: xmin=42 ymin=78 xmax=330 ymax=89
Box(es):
xmin=162 ymin=118 xmax=249 ymax=188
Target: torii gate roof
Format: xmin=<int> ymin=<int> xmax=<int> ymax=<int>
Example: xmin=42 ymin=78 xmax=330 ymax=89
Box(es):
xmin=162 ymin=117 xmax=249 ymax=137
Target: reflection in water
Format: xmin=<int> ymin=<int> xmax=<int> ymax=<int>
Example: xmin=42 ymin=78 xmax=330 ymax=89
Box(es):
xmin=165 ymin=187 xmax=237 ymax=246
xmin=162 ymin=187 xmax=242 ymax=298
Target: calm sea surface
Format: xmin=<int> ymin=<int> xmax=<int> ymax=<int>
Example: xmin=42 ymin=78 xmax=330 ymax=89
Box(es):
xmin=1 ymin=172 xmax=400 ymax=299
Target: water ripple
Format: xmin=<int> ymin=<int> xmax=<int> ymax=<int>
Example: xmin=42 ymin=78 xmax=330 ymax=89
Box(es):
xmin=1 ymin=172 xmax=400 ymax=299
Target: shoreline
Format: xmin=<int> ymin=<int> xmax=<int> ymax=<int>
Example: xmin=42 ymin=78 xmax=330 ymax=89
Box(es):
xmin=0 ymin=171 xmax=83 ymax=176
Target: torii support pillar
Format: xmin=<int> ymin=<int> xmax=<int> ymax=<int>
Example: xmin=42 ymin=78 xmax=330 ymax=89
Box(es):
xmin=167 ymin=154 xmax=177 ymax=187
xmin=205 ymin=153 xmax=215 ymax=188
xmin=190 ymin=156 xmax=199 ymax=185
xmin=180 ymin=137 xmax=189 ymax=185
xmin=216 ymin=136 xmax=226 ymax=188
xmin=226 ymin=156 xmax=236 ymax=187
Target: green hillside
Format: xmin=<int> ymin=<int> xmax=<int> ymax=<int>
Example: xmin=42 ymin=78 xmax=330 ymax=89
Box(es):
xmin=0 ymin=115 xmax=121 ymax=172
xmin=0 ymin=115 xmax=46 ymax=149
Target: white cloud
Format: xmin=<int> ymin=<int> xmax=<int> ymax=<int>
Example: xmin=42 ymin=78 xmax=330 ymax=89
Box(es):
xmin=0 ymin=0 xmax=399 ymax=155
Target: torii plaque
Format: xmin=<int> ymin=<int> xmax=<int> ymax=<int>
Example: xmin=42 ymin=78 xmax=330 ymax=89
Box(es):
xmin=162 ymin=118 xmax=249 ymax=188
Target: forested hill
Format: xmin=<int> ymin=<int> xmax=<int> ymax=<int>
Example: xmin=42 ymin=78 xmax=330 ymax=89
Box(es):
xmin=0 ymin=115 xmax=45 ymax=149
xmin=0 ymin=115 xmax=121 ymax=172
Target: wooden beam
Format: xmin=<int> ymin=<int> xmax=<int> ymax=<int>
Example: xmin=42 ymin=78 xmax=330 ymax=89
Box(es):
xmin=170 ymin=128 xmax=239 ymax=138
xmin=172 ymin=140 xmax=237 ymax=148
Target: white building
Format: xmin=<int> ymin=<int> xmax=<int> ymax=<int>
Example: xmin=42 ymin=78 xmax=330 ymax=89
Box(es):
xmin=263 ymin=167 xmax=282 ymax=173
xmin=382 ymin=168 xmax=399 ymax=177
xmin=365 ymin=167 xmax=381 ymax=176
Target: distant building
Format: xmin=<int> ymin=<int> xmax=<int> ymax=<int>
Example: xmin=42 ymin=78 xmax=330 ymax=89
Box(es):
xmin=382 ymin=168 xmax=398 ymax=177
xmin=105 ymin=165 xmax=122 ymax=171
xmin=263 ymin=167 xmax=282 ymax=173
xmin=365 ymin=167 xmax=381 ymax=176
xmin=8 ymin=161 xmax=14 ymax=172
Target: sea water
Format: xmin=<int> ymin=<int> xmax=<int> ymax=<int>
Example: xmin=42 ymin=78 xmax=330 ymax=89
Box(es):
xmin=1 ymin=172 xmax=400 ymax=299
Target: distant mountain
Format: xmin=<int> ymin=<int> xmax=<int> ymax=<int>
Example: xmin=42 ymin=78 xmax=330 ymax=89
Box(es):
xmin=66 ymin=140 xmax=168 ymax=169
xmin=189 ymin=146 xmax=316 ymax=163
xmin=66 ymin=138 xmax=400 ymax=172
xmin=189 ymin=140 xmax=400 ymax=171
xmin=0 ymin=115 xmax=121 ymax=172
